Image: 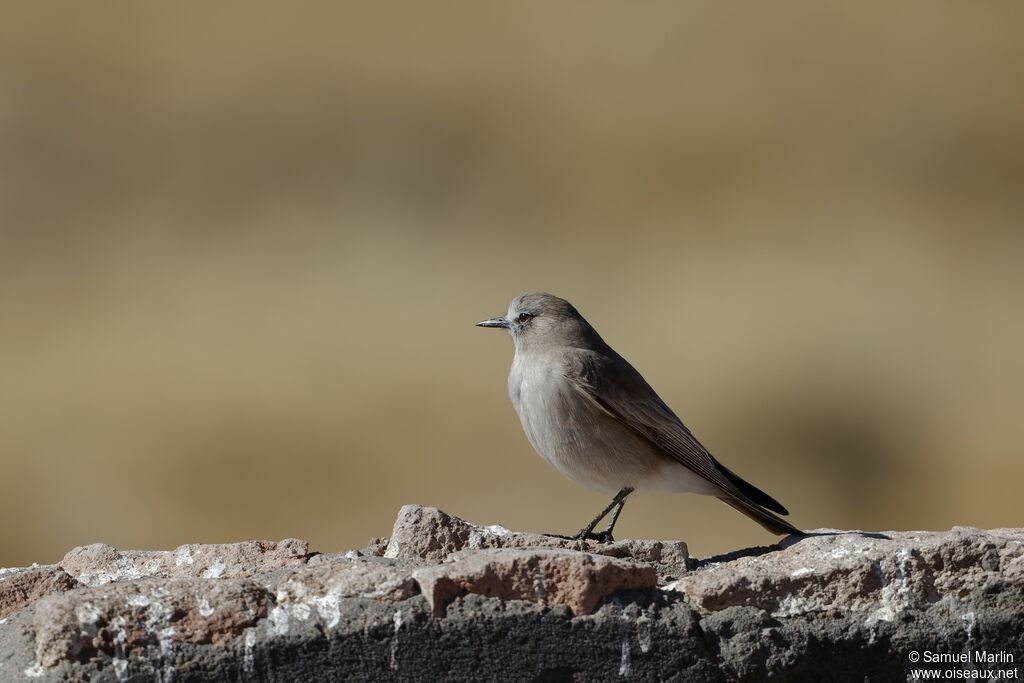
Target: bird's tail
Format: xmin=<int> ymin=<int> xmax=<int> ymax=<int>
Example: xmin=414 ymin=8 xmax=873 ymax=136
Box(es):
xmin=717 ymin=495 xmax=803 ymax=536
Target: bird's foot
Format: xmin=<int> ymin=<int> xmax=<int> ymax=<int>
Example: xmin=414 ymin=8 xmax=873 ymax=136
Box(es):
xmin=572 ymin=530 xmax=615 ymax=543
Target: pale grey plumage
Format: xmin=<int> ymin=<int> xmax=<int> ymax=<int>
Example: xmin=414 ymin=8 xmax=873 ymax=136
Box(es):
xmin=477 ymin=292 xmax=801 ymax=537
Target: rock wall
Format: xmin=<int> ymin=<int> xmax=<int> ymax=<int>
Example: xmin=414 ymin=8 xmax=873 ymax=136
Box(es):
xmin=1 ymin=505 xmax=1021 ymax=681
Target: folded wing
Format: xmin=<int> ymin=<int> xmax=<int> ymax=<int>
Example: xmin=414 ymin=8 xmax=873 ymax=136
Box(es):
xmin=566 ymin=348 xmax=801 ymax=536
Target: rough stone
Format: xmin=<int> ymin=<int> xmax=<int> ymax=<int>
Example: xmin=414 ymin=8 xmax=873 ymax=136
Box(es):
xmin=384 ymin=504 xmax=690 ymax=576
xmin=0 ymin=566 xmax=78 ymax=619
xmin=265 ymin=559 xmax=419 ymax=634
xmin=0 ymin=508 xmax=1021 ymax=682
xmin=31 ymin=577 xmax=268 ymax=669
xmin=672 ymin=527 xmax=1024 ymax=621
xmin=59 ymin=539 xmax=310 ymax=586
xmin=412 ymin=547 xmax=657 ymax=616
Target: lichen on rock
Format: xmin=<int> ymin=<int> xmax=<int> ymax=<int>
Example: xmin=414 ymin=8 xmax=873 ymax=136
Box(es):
xmin=0 ymin=507 xmax=1021 ymax=681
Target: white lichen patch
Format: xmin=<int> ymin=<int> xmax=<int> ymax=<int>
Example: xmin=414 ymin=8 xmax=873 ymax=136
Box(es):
xmin=111 ymin=615 xmax=129 ymax=682
xmin=157 ymin=630 xmax=176 ymax=683
xmin=267 ymin=605 xmax=291 ymax=636
xmin=127 ymin=594 xmax=151 ymax=608
xmin=23 ymin=662 xmax=45 ymax=678
xmin=314 ymin=588 xmax=343 ymax=629
xmin=390 ymin=610 xmax=403 ymax=671
xmin=466 ymin=524 xmax=511 ymax=549
xmin=78 ymin=556 xmax=148 ymax=587
xmin=174 ymin=547 xmax=194 ymax=567
xmin=773 ymin=594 xmax=818 ymax=618
xmin=76 ymin=601 xmax=103 ymax=626
xmin=197 ymin=596 xmax=214 ymax=618
xmin=530 ymin=565 xmax=546 ymax=599
xmin=267 ymin=569 xmax=410 ymax=635
xmin=242 ymin=629 xmax=257 ymax=676
xmin=112 ymin=657 xmax=128 ymax=681
xmin=866 ymin=549 xmax=912 ymax=625
xmin=466 ymin=530 xmax=486 ymax=549
xmin=264 ymin=579 xmax=331 ymax=636
xmin=201 ymin=558 xmax=226 ymax=579
xmin=382 ymin=538 xmax=401 ymax=559
xmin=0 ymin=566 xmax=24 ymax=580
xmin=618 ymin=637 xmax=632 ymax=677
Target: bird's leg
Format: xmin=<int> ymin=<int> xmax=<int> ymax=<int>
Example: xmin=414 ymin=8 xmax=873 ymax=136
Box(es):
xmin=600 ymin=496 xmax=630 ymax=541
xmin=574 ymin=487 xmax=634 ymax=542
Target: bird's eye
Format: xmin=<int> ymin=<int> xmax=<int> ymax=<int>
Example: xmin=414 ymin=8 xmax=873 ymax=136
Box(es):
xmin=516 ymin=312 xmax=534 ymax=323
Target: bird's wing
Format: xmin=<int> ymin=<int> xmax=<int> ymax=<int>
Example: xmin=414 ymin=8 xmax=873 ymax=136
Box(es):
xmin=564 ymin=348 xmax=800 ymax=535
xmin=565 ymin=349 xmax=739 ymax=493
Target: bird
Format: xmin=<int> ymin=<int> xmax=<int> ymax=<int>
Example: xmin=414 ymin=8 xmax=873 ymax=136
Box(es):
xmin=476 ymin=292 xmax=802 ymax=541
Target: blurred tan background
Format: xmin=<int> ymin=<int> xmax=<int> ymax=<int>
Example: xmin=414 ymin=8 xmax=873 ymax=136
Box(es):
xmin=2 ymin=3 xmax=1023 ymax=567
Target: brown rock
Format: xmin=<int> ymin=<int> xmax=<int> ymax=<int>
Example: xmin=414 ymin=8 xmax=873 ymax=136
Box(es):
xmin=60 ymin=539 xmax=310 ymax=586
xmin=670 ymin=527 xmax=1024 ymax=621
xmin=412 ymin=548 xmax=657 ymax=617
xmin=384 ymin=505 xmax=690 ymax=573
xmin=0 ymin=565 xmax=79 ymax=619
xmin=32 ymin=577 xmax=268 ymax=669
xmin=276 ymin=559 xmax=417 ymax=602
xmin=598 ymin=539 xmax=691 ymax=578
xmin=384 ymin=505 xmax=477 ymax=562
xmin=4 ymin=516 xmax=1023 ymax=680
xmin=362 ymin=537 xmax=389 ymax=557
xmin=263 ymin=559 xmax=419 ymax=635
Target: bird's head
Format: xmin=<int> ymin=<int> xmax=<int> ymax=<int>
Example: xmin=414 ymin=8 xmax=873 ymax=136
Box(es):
xmin=476 ymin=292 xmax=603 ymax=351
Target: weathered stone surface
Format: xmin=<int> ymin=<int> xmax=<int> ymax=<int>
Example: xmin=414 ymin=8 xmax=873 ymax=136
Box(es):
xmin=412 ymin=548 xmax=657 ymax=616
xmin=278 ymin=559 xmax=417 ymax=602
xmin=31 ymin=577 xmax=268 ymax=669
xmin=265 ymin=559 xmax=419 ymax=635
xmin=598 ymin=539 xmax=691 ymax=579
xmin=60 ymin=539 xmax=310 ymax=586
xmin=672 ymin=527 xmax=1024 ymax=621
xmin=384 ymin=504 xmax=690 ymax=576
xmin=0 ymin=565 xmax=78 ymax=619
xmin=361 ymin=537 xmax=389 ymax=557
xmin=0 ymin=508 xmax=1021 ymax=682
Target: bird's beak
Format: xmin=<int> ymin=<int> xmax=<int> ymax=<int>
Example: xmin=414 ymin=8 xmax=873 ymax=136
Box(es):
xmin=475 ymin=317 xmax=510 ymax=329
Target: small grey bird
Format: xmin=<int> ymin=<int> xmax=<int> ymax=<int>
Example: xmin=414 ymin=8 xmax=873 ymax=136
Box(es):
xmin=477 ymin=292 xmax=801 ymax=540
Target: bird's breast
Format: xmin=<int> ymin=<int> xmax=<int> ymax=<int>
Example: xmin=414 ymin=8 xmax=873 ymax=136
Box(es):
xmin=506 ymin=351 xmax=677 ymax=494
xmin=508 ymin=353 xmax=602 ymax=462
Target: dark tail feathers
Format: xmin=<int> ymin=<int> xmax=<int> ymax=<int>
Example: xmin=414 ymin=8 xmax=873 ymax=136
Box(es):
xmin=717 ymin=495 xmax=803 ymax=536
xmin=715 ymin=463 xmax=789 ymax=515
